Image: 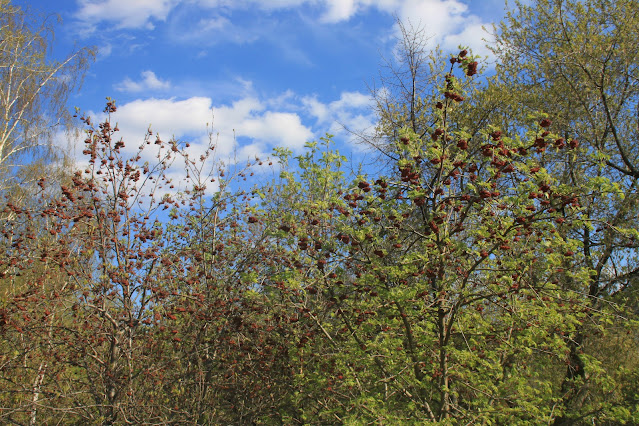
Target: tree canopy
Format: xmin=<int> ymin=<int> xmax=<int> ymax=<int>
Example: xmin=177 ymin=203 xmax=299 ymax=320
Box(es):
xmin=0 ymin=0 xmax=638 ymax=424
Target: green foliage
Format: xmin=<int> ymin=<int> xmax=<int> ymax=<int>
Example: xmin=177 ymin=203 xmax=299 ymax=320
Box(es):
xmin=489 ymin=0 xmax=639 ymax=422
xmin=1 ymin=0 xmax=639 ymax=424
xmin=263 ymin=48 xmax=598 ymax=422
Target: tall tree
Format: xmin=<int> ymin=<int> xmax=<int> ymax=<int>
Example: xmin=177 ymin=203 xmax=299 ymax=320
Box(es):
xmin=490 ymin=0 xmax=639 ymax=423
xmin=265 ymin=50 xmax=594 ymax=423
xmin=0 ymin=4 xmax=94 ymax=422
xmin=0 ymin=0 xmax=94 ymax=190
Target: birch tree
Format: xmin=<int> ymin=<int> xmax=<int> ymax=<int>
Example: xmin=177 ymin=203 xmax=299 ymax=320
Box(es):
xmin=0 ymin=0 xmax=94 ymax=190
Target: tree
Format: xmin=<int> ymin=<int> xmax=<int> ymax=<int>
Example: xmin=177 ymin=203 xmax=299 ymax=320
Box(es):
xmin=491 ymin=0 xmax=639 ymax=422
xmin=0 ymin=0 xmax=94 ymax=190
xmin=0 ymin=101 xmax=303 ymax=424
xmin=159 ymin=137 xmax=304 ymax=424
xmin=263 ymin=49 xmax=594 ymax=423
xmin=0 ymin=0 xmax=94 ymax=309
xmin=1 ymin=101 xmax=168 ymax=423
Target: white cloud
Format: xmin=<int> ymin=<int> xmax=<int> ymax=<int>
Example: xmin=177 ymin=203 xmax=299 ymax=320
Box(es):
xmin=303 ymin=91 xmax=371 ymax=124
xmin=198 ymin=16 xmax=231 ymax=32
xmin=441 ymin=20 xmax=494 ymax=59
xmin=72 ymin=85 xmax=377 ymax=178
xmin=191 ymin=0 xmax=391 ymax=23
xmin=303 ymin=91 xmax=374 ymax=142
xmin=332 ymin=91 xmax=371 ymax=110
xmin=73 ymin=0 xmax=495 ymax=60
xmin=302 ymin=97 xmax=329 ymax=123
xmin=74 ymin=0 xmax=493 ymax=31
xmin=394 ymin=0 xmax=492 ymax=57
xmin=210 ymin=97 xmax=313 ymax=151
xmin=114 ymin=97 xmax=213 ymax=140
xmin=244 ymin=111 xmax=312 ymax=149
xmin=98 ymin=42 xmax=113 ymax=58
xmin=320 ymin=0 xmax=359 ymax=23
xmin=194 ymin=0 xmax=308 ymax=9
xmin=115 ymin=71 xmax=171 ymax=93
xmin=66 ymin=84 xmax=387 ymax=196
xmin=75 ymin=0 xmax=178 ymax=31
xmin=97 ymin=94 xmax=313 ymax=163
xmin=70 ymin=92 xmax=314 ymax=195
xmin=396 ymin=0 xmax=467 ymax=34
xmin=169 ymin=12 xmax=261 ymax=45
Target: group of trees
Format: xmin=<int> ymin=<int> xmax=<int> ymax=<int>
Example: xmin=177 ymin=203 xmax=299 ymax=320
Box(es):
xmin=1 ymin=0 xmax=638 ymax=424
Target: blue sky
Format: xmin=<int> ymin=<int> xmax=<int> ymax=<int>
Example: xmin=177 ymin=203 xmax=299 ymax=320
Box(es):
xmin=19 ymin=0 xmax=508 ymax=183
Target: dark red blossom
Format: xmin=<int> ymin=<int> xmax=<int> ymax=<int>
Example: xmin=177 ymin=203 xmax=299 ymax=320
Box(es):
xmin=466 ymin=61 xmax=478 ymax=76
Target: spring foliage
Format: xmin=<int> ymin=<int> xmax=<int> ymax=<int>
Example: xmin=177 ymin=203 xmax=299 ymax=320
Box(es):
xmin=1 ymin=0 xmax=638 ymax=424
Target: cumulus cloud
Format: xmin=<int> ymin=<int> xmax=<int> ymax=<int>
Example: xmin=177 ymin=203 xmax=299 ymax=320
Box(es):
xmin=303 ymin=91 xmax=370 ymax=124
xmin=302 ymin=91 xmax=374 ymax=141
xmin=65 ymin=81 xmax=387 ymax=197
xmin=69 ymin=92 xmax=316 ymax=194
xmin=115 ymin=71 xmax=171 ymax=93
xmin=320 ymin=0 xmax=360 ymax=23
xmin=74 ymin=85 xmax=374 ymax=174
xmin=441 ymin=20 xmax=494 ymax=59
xmin=98 ymin=94 xmax=313 ymax=162
xmin=394 ymin=0 xmax=492 ymax=57
xmin=243 ymin=112 xmax=312 ymax=149
xmin=114 ymin=97 xmax=213 ymax=140
xmin=75 ymin=0 xmax=178 ymax=31
xmin=74 ymin=0 xmax=493 ymax=33
xmin=207 ymin=97 xmax=314 ymax=152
